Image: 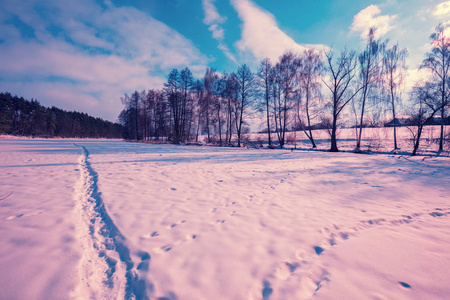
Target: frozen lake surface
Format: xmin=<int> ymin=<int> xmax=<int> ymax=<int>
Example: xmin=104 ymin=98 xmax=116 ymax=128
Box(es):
xmin=1 ymin=139 xmax=449 ymax=299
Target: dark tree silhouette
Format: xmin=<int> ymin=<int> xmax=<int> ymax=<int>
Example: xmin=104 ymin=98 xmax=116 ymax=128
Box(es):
xmin=1 ymin=92 xmax=122 ymax=138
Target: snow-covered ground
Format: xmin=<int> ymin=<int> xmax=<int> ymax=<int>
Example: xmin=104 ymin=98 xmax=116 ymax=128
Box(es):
xmin=249 ymin=126 xmax=450 ymax=156
xmin=0 ymin=138 xmax=449 ymax=300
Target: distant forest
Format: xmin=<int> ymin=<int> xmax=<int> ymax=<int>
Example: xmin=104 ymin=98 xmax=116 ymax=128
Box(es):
xmin=0 ymin=92 xmax=122 ymax=138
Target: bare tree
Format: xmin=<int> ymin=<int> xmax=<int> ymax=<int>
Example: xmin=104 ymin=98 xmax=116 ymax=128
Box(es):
xmin=179 ymin=67 xmax=195 ymax=140
xmin=273 ymin=51 xmax=301 ymax=148
xmin=257 ymin=58 xmax=273 ymax=147
xmin=382 ymin=44 xmax=408 ymax=149
xmin=297 ymin=49 xmax=323 ymax=148
xmin=193 ymin=80 xmax=204 ymax=142
xmin=410 ymin=82 xmax=447 ymax=155
xmin=420 ymin=24 xmax=450 ymax=151
xmin=223 ymin=73 xmax=238 ymax=144
xmin=235 ymin=64 xmax=255 ymax=147
xmin=323 ymin=48 xmax=362 ymax=152
xmin=164 ymin=69 xmax=180 ymax=141
xmin=212 ymin=75 xmax=227 ymax=145
xmin=203 ymin=67 xmax=218 ymax=142
xmin=356 ymin=28 xmax=385 ymax=150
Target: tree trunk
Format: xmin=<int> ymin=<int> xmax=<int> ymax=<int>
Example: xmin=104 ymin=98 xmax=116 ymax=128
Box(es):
xmin=391 ymin=89 xmax=398 ymax=149
xmin=412 ymin=125 xmax=424 ymax=156
xmin=305 ymin=88 xmax=316 ymax=148
xmin=196 ymin=112 xmax=200 ymax=142
xmin=217 ymin=105 xmax=222 ymax=145
xmin=206 ymin=108 xmax=210 ymax=143
xmin=266 ymin=98 xmax=271 ymax=146
xmin=280 ymin=95 xmax=288 ymax=148
xmin=439 ymin=106 xmax=444 ymax=151
xmin=356 ymin=86 xmax=368 ymax=149
xmin=330 ymin=114 xmax=338 ymax=152
xmin=237 ymin=106 xmax=243 ymax=147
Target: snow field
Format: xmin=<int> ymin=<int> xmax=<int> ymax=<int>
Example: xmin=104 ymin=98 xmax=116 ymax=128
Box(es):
xmin=0 ymin=140 xmax=81 ymax=300
xmin=0 ymin=138 xmax=449 ymax=299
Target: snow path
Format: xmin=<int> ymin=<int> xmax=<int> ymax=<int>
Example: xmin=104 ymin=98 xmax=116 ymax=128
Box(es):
xmin=72 ymin=144 xmax=150 ymax=299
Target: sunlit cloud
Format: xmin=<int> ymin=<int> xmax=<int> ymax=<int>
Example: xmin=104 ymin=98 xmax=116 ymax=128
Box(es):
xmin=433 ymin=1 xmax=450 ymax=18
xmin=230 ymin=0 xmax=327 ymax=62
xmin=350 ymin=5 xmax=397 ymax=39
xmin=0 ymin=0 xmax=208 ymax=121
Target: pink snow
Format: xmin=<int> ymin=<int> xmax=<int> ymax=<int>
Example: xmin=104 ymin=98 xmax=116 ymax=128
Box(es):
xmin=0 ymin=137 xmax=449 ymax=299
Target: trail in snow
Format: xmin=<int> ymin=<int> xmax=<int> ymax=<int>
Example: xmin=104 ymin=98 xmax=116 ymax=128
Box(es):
xmin=72 ymin=144 xmax=151 ymax=299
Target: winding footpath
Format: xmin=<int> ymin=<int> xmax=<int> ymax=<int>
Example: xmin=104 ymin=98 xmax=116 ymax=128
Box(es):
xmin=72 ymin=144 xmax=150 ymax=299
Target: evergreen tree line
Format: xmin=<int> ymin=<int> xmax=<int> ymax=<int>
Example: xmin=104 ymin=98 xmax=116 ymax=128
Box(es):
xmin=119 ymin=25 xmax=449 ymax=155
xmin=0 ymin=92 xmax=122 ymax=138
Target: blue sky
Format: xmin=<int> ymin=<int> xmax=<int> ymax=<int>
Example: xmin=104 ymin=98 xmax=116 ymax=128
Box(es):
xmin=0 ymin=0 xmax=449 ymax=121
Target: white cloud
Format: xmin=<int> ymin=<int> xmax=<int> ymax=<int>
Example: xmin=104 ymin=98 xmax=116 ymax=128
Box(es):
xmin=218 ymin=43 xmax=238 ymax=63
xmin=208 ymin=24 xmax=224 ymax=40
xmin=202 ymin=0 xmax=226 ymax=26
xmin=350 ymin=5 xmax=398 ymax=39
xmin=201 ymin=0 xmax=237 ymax=63
xmin=433 ymin=1 xmax=450 ymax=18
xmin=0 ymin=0 xmax=208 ymax=121
xmin=230 ymin=0 xmax=326 ymax=62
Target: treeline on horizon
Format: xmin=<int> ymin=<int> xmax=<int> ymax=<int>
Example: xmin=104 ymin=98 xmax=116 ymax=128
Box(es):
xmin=0 ymin=92 xmax=122 ymax=139
xmin=119 ymin=25 xmax=449 ymax=155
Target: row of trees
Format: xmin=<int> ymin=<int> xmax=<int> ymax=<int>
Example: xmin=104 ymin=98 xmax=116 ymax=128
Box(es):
xmin=119 ymin=65 xmax=257 ymax=147
xmin=119 ymin=25 xmax=449 ymax=155
xmin=0 ymin=92 xmax=122 ymax=138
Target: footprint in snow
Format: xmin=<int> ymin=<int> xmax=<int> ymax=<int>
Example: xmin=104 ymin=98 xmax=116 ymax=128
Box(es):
xmin=6 ymin=211 xmax=42 ymax=220
xmin=141 ymin=220 xmax=186 ymax=239
xmin=295 ymin=245 xmax=325 ymax=261
xmin=153 ymin=234 xmax=197 ymax=254
xmin=429 ymin=210 xmax=448 ymax=217
xmin=262 ymin=280 xmax=273 ymax=300
xmin=154 ymin=245 xmax=173 ymax=253
xmin=314 ymin=246 xmax=324 ymax=255
xmin=275 ymin=262 xmax=300 ymax=280
xmin=295 ymin=248 xmax=308 ymax=261
xmin=136 ymin=251 xmax=151 ymax=271
xmin=399 ymin=281 xmax=411 ymax=288
xmin=166 ymin=220 xmax=186 ymax=229
xmin=141 ymin=231 xmax=159 ymax=239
